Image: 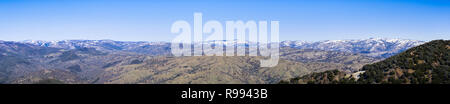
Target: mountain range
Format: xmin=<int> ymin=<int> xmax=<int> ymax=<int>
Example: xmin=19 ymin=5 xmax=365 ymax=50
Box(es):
xmin=21 ymin=38 xmax=424 ymax=58
xmin=0 ymin=38 xmax=427 ymax=84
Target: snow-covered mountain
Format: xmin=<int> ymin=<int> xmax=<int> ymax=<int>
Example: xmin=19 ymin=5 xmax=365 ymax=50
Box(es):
xmin=20 ymin=38 xmax=425 ymax=58
xmin=22 ymin=40 xmax=166 ymax=50
xmin=21 ymin=40 xmax=171 ymax=55
xmin=281 ymin=38 xmax=425 ymax=58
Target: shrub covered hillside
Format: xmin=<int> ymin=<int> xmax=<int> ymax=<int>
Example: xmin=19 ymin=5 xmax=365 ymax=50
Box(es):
xmin=358 ymin=40 xmax=449 ymax=84
xmin=282 ymin=40 xmax=449 ymax=84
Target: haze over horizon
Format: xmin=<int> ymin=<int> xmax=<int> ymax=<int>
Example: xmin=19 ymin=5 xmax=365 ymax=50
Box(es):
xmin=1 ymin=0 xmax=449 ymax=41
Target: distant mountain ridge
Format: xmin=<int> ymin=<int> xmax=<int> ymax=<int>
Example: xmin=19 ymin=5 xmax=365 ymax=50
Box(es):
xmin=20 ymin=38 xmax=425 ymax=58
xmin=21 ymin=40 xmax=171 ymax=56
xmin=281 ymin=38 xmax=425 ymax=58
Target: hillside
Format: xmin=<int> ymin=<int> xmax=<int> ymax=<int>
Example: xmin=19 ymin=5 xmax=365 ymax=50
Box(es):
xmin=280 ymin=47 xmax=378 ymax=72
xmin=358 ymin=40 xmax=449 ymax=84
xmin=0 ymin=41 xmax=61 ymax=83
xmin=282 ymin=40 xmax=449 ymax=84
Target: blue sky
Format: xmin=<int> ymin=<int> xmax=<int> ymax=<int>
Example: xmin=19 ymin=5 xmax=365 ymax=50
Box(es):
xmin=0 ymin=0 xmax=449 ymax=41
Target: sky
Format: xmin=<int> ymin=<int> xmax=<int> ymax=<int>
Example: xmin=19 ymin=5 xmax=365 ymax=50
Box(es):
xmin=0 ymin=0 xmax=449 ymax=42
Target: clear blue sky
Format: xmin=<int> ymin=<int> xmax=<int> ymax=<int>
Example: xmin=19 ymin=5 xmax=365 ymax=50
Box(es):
xmin=0 ymin=0 xmax=449 ymax=41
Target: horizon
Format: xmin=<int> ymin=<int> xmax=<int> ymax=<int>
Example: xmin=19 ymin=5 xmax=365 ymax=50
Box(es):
xmin=1 ymin=0 xmax=449 ymax=41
